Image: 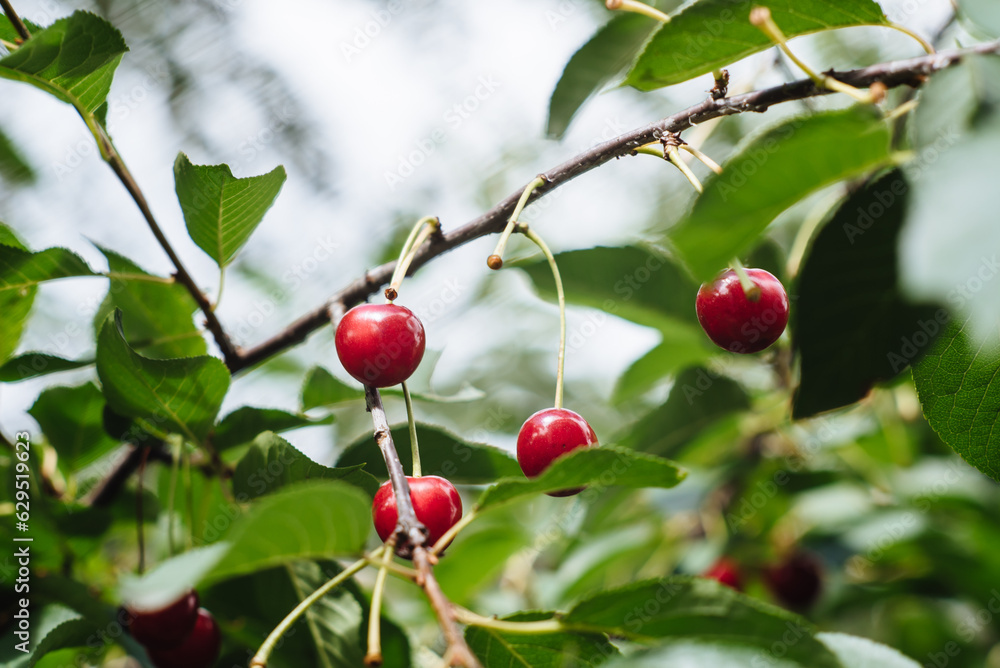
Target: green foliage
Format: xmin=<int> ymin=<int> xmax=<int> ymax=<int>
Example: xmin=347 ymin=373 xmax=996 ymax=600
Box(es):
xmin=0 ymin=244 xmax=96 ymax=289
xmin=793 ymin=170 xmax=941 ymax=418
xmin=547 ymin=13 xmax=659 ymax=139
xmin=0 ymin=11 xmax=126 ymax=116
xmin=96 ymin=309 xmax=229 ymax=442
xmin=232 ymin=431 xmax=378 ymax=499
xmin=173 ymin=153 xmax=287 ymax=268
xmin=338 ymin=422 xmax=521 ymax=484
xmin=466 ymin=612 xmax=620 ymax=667
xmin=475 ymin=446 xmax=686 ymax=511
xmin=670 ymin=107 xmax=894 ymax=281
xmin=913 ymin=317 xmax=1000 ymax=482
xmin=0 ymin=606 xmax=97 ymax=668
xmin=0 ymin=352 xmax=92 ymax=382
xmin=28 ymin=382 xmax=118 ymax=471
xmin=960 ymin=0 xmax=1000 ymax=37
xmin=213 ymin=406 xmax=333 ymax=451
xmin=625 ymin=0 xmax=888 ymax=90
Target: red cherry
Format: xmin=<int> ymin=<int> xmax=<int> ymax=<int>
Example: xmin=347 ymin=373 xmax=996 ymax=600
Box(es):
xmin=763 ymin=552 xmax=823 ymax=611
xmin=516 ymin=408 xmax=598 ymax=497
xmin=695 ymin=268 xmax=789 ymax=354
xmin=147 ymin=608 xmax=221 ymax=668
xmin=127 ymin=590 xmax=200 ymax=649
xmin=704 ymin=557 xmax=744 ymax=591
xmin=372 ymin=476 xmax=462 ymax=551
xmin=335 ymin=304 xmax=426 ymax=388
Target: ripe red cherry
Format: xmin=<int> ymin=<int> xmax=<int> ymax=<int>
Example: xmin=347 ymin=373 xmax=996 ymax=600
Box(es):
xmin=146 ymin=608 xmax=221 ymax=668
xmin=373 ymin=475 xmax=462 ymax=550
xmin=763 ymin=552 xmax=823 ymax=611
xmin=695 ymin=268 xmax=789 ymax=354
xmin=704 ymin=557 xmax=744 ymax=591
xmin=335 ymin=304 xmax=426 ymax=388
xmin=127 ymin=590 xmax=200 ymax=649
xmin=516 ymin=408 xmax=598 ymax=497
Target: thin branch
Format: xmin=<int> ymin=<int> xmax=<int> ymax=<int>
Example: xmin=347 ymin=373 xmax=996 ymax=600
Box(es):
xmin=413 ymin=547 xmax=482 ymax=668
xmin=364 ymin=384 xmax=427 ymax=558
xmin=231 ymin=42 xmax=1000 ymax=374
xmin=0 ymin=0 xmax=31 ymax=41
xmin=82 ymin=441 xmax=169 ymax=508
xmin=97 ymin=126 xmax=240 ymax=367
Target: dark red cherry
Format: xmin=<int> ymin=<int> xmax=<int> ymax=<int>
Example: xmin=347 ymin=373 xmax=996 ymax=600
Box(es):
xmin=704 ymin=557 xmax=744 ymax=591
xmin=335 ymin=304 xmax=426 ymax=388
xmin=147 ymin=608 xmax=221 ymax=668
xmin=695 ymin=268 xmax=789 ymax=354
xmin=763 ymin=552 xmax=823 ymax=611
xmin=372 ymin=476 xmax=462 ymax=552
xmin=516 ymin=408 xmax=598 ymax=497
xmin=127 ymin=590 xmax=199 ymax=649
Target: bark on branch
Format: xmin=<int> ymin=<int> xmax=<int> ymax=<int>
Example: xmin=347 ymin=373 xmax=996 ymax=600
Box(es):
xmin=230 ymin=42 xmax=1000 ymax=373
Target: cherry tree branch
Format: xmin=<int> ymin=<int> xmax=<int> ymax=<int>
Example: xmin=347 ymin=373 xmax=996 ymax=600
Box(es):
xmin=0 ymin=0 xmax=31 ymax=41
xmin=364 ymin=385 xmax=481 ymax=667
xmin=230 ymin=42 xmax=1000 ymax=374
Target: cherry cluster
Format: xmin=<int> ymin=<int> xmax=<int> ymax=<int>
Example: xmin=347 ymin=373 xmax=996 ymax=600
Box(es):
xmin=126 ymin=590 xmax=220 ymax=668
xmin=704 ymin=552 xmax=824 ymax=611
xmin=333 ymin=261 xmax=789 ymax=551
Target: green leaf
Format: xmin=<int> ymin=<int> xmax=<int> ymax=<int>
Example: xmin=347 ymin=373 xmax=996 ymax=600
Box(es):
xmin=337 ymin=423 xmax=521 ymax=485
xmin=817 ymin=632 xmax=921 ymax=668
xmin=0 ymin=244 xmax=96 ymax=290
xmin=564 ymin=577 xmax=841 ymax=667
xmin=0 ymin=605 xmax=96 ymax=668
xmin=625 ymin=0 xmax=888 ymax=90
xmin=174 ymin=152 xmax=287 ymax=267
xmin=0 ymin=352 xmax=92 ymax=382
xmin=0 ymin=11 xmax=127 ymax=115
xmin=912 ymin=317 xmax=1000 ymax=483
xmin=28 ymin=382 xmax=118 ymax=471
xmin=900 ymin=56 xmax=1000 ymax=341
xmin=301 ymin=366 xmax=365 ymax=410
xmin=613 ymin=325 xmax=716 ymax=403
xmin=93 ymin=245 xmax=206 ymax=358
xmin=670 ymin=107 xmax=893 ymax=282
xmin=617 ymin=366 xmax=750 ymax=456
xmin=605 ymin=641 xmax=800 ymax=667
xmin=0 ymin=125 xmax=35 ymax=183
xmin=475 ymin=446 xmax=686 ymax=511
xmin=0 ymin=224 xmax=36 ymax=361
xmin=434 ymin=512 xmax=532 ymax=605
xmin=0 ymin=15 xmax=44 ymax=45
xmin=233 ymin=431 xmax=378 ymax=499
xmin=960 ymin=0 xmax=1000 ymax=37
xmin=285 ymin=561 xmax=371 ymax=667
xmin=466 ymin=612 xmax=619 ymax=668
xmin=96 ymin=309 xmax=230 ymax=443
xmin=207 ymin=481 xmax=371 ymax=582
xmin=517 ymin=245 xmax=701 ymax=327
xmin=793 ymin=170 xmax=942 ymax=418
xmin=547 ymin=13 xmax=658 ymax=139
xmin=214 ymin=406 xmax=334 ymax=451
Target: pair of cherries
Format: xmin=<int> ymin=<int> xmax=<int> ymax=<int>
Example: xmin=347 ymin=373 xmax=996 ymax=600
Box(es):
xmin=335 ymin=265 xmax=789 ymax=549
xmin=335 ymin=304 xmax=598 ymax=550
xmin=704 ymin=552 xmax=823 ymax=611
xmin=126 ymin=590 xmax=220 ymax=668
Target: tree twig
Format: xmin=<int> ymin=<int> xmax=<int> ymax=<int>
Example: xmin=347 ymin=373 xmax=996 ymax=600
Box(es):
xmin=0 ymin=0 xmax=31 ymax=41
xmin=413 ymin=546 xmax=481 ymax=667
xmin=364 ymin=384 xmax=426 ymax=558
xmin=230 ymin=42 xmax=1000 ymax=374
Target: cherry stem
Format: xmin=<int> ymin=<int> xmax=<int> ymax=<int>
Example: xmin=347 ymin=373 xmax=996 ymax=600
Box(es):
xmin=387 ymin=216 xmax=440 ymax=302
xmin=452 ymin=607 xmax=564 ymax=634
xmin=365 ymin=385 xmax=427 ymax=557
xmin=365 ymin=537 xmax=395 ymax=667
xmin=402 ymin=381 xmax=421 ymax=477
xmin=887 ymin=22 xmax=934 ymax=54
xmin=750 ymin=6 xmax=874 ymax=104
xmin=679 ymin=144 xmax=723 ymax=175
xmin=166 ymin=437 xmax=181 ymax=556
xmin=666 ymin=145 xmax=704 ymax=194
xmin=489 ymin=176 xmax=546 ymax=270
xmin=430 ymin=510 xmax=478 ymax=557
xmin=731 ymin=258 xmax=761 ymax=301
xmin=605 ymin=0 xmax=671 ymax=23
xmin=213 ymin=267 xmax=225 ymax=311
xmin=251 ymin=554 xmax=374 ymax=668
xmin=183 ymin=443 xmax=194 ymax=549
xmin=518 ymin=226 xmax=566 ymax=410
